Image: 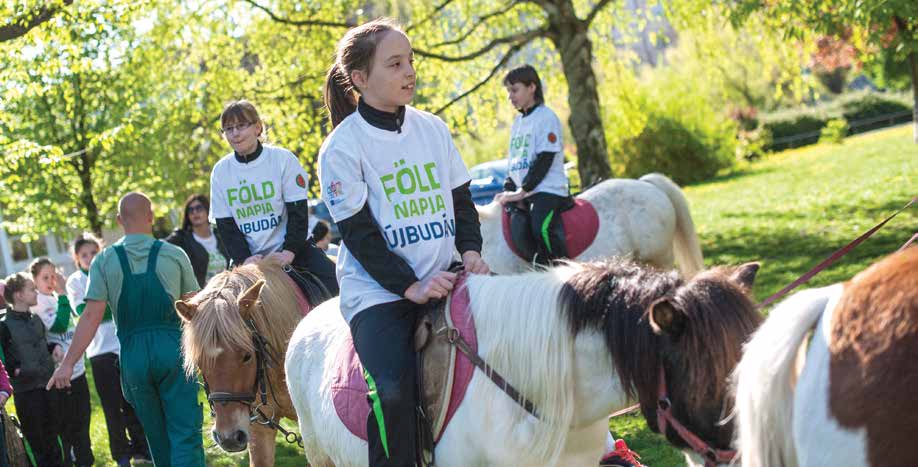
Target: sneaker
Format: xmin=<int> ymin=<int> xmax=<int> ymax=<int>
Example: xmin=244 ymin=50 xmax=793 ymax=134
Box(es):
xmin=599 ymin=439 xmax=644 ymax=467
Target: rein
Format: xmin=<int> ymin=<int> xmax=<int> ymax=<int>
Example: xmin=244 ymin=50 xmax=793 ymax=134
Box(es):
xmin=655 ymin=366 xmax=737 ymax=467
xmin=201 ymin=318 xmax=304 ymax=448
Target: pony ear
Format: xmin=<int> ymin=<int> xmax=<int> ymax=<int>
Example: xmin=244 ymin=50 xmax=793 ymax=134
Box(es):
xmin=649 ymin=297 xmax=686 ymax=339
xmin=237 ymin=280 xmax=266 ymax=319
xmin=175 ymin=300 xmax=198 ymax=322
xmin=731 ymin=262 xmax=760 ymax=290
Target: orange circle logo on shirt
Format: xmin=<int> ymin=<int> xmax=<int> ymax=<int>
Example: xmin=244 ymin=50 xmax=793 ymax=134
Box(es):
xmin=548 ymin=132 xmax=557 ymax=143
xmin=296 ymin=174 xmax=306 ymax=188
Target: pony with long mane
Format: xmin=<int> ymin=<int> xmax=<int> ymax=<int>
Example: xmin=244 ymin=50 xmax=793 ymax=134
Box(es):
xmin=732 ymin=247 xmax=918 ymax=467
xmin=286 ymin=258 xmax=761 ymax=467
xmin=477 ymin=173 xmax=704 ymax=278
xmin=176 ymin=260 xmax=307 ymax=467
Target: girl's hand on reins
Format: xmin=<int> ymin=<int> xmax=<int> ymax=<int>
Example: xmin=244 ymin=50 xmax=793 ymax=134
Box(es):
xmin=404 ymin=271 xmax=458 ymax=304
xmin=462 ymin=251 xmax=490 ymax=275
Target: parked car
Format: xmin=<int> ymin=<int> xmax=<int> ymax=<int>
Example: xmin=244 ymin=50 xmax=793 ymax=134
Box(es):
xmin=468 ymin=160 xmax=508 ymax=205
xmin=309 ymin=198 xmax=340 ymax=243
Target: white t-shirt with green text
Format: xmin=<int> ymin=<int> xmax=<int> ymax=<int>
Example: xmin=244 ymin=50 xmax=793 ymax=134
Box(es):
xmin=209 ymin=144 xmax=310 ymax=257
xmin=318 ymin=106 xmax=471 ymax=321
xmin=507 ymin=104 xmax=569 ymax=196
xmin=193 ymin=230 xmax=227 ymax=283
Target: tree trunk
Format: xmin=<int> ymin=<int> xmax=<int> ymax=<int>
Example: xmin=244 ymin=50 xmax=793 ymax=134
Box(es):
xmin=76 ymin=154 xmax=103 ymax=237
xmin=547 ymin=5 xmax=612 ymax=188
xmin=908 ymin=48 xmax=918 ymax=144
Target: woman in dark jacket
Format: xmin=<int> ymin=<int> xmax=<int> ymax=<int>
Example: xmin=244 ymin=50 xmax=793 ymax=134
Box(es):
xmin=166 ymin=194 xmax=230 ymax=287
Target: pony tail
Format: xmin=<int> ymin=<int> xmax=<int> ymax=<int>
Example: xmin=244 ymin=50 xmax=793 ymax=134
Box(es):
xmin=324 ymin=63 xmax=357 ymax=129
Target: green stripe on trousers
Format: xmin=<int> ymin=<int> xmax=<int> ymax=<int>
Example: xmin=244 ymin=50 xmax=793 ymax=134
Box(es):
xmin=364 ymin=370 xmax=390 ymax=459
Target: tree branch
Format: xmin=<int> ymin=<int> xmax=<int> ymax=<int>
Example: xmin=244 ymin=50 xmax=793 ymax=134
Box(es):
xmin=429 ymin=2 xmax=520 ymax=49
xmin=415 ymin=28 xmax=545 ymax=62
xmin=241 ymin=0 xmax=354 ymax=28
xmin=433 ymin=43 xmax=523 ymax=115
xmin=0 ymin=0 xmax=73 ymax=43
xmin=584 ymin=0 xmax=614 ymax=26
xmin=405 ymin=0 xmax=455 ymax=32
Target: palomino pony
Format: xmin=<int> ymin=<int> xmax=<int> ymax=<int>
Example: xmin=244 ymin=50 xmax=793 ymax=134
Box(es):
xmin=176 ymin=261 xmax=308 ymax=467
xmin=286 ymin=259 xmax=761 ymax=467
xmin=477 ymin=173 xmax=704 ymax=277
xmin=732 ymin=247 xmax=918 ymax=467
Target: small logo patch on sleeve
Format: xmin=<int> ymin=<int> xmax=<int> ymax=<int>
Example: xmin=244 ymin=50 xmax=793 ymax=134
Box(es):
xmin=296 ymin=174 xmax=306 ymax=188
xmin=548 ymin=132 xmax=557 ymax=143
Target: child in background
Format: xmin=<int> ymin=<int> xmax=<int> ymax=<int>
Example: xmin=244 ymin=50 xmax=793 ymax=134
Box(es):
xmin=0 ymin=272 xmax=63 ymax=466
xmin=66 ymin=234 xmax=150 ymax=466
xmin=30 ymin=258 xmax=94 ymax=467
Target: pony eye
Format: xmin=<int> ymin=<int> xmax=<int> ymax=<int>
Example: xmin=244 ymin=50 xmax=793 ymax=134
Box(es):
xmin=242 ymin=353 xmax=253 ymax=363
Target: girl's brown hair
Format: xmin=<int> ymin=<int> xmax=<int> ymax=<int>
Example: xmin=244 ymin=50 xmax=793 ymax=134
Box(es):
xmin=2 ymin=272 xmax=31 ymax=304
xmin=220 ymin=100 xmax=263 ymax=138
xmin=503 ymin=64 xmax=545 ymax=105
xmin=72 ymin=232 xmax=103 ymax=268
xmin=324 ymin=18 xmax=402 ymax=128
xmin=29 ymin=257 xmax=55 ymax=278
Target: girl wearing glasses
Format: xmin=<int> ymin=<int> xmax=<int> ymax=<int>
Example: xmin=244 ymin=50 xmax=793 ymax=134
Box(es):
xmin=209 ymin=100 xmax=339 ymax=295
xmin=165 ymin=194 xmax=229 ymax=287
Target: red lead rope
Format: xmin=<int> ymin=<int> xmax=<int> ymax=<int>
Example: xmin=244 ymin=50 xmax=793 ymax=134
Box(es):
xmin=758 ymin=195 xmax=917 ymax=309
xmin=656 ymin=367 xmax=737 ymax=466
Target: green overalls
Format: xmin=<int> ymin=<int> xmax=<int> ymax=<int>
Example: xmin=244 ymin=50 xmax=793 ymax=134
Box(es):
xmin=112 ymin=241 xmax=204 ymax=466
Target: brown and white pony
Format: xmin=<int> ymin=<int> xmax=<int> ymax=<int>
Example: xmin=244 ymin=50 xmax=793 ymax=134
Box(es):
xmin=176 ymin=261 xmax=305 ymax=467
xmin=285 ymin=259 xmax=761 ymax=467
xmin=732 ymin=247 xmax=918 ymax=467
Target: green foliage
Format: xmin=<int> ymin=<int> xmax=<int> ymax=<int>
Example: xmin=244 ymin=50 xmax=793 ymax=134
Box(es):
xmin=819 ymin=118 xmax=849 ymax=144
xmin=829 ymin=91 xmax=912 ymax=123
xmin=760 ymin=91 xmax=912 ymax=150
xmin=599 ymin=59 xmax=737 ymax=185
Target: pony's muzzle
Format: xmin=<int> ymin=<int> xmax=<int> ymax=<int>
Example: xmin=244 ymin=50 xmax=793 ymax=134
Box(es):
xmin=213 ymin=428 xmax=249 ymax=452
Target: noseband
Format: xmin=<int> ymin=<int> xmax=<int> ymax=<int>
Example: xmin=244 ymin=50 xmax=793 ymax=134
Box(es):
xmin=655 ymin=366 xmax=737 ymax=467
xmin=200 ymin=318 xmax=303 ymax=447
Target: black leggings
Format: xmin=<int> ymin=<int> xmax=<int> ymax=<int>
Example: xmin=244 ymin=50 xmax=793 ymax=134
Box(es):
xmin=350 ymin=300 xmax=419 ymax=467
xmin=292 ymin=240 xmax=340 ymax=296
xmin=58 ymin=374 xmax=93 ymax=466
xmin=89 ymin=352 xmax=148 ymax=462
xmin=526 ymin=192 xmax=570 ymax=264
xmin=14 ymin=387 xmax=63 ymax=467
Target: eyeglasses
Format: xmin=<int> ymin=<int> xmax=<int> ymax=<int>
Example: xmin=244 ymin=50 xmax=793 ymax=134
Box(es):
xmin=220 ymin=122 xmax=253 ymax=135
xmin=188 ymin=204 xmax=207 ymax=213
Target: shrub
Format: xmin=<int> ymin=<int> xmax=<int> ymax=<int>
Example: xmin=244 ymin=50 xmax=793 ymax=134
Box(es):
xmin=612 ymin=114 xmax=735 ymax=185
xmin=760 ymin=108 xmax=830 ymax=151
xmin=736 ymin=127 xmax=772 ymax=161
xmin=827 ymin=91 xmax=912 ymax=134
xmin=819 ymin=119 xmax=849 ymax=144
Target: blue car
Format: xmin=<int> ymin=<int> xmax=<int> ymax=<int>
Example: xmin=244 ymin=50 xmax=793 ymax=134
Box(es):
xmin=309 ymin=198 xmax=340 ymax=243
xmin=468 ymin=160 xmax=508 ymax=205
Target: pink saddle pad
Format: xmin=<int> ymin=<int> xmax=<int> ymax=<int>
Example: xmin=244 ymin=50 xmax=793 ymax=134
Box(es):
xmin=501 ymin=197 xmax=600 ymax=260
xmin=331 ymin=275 xmax=476 ymax=441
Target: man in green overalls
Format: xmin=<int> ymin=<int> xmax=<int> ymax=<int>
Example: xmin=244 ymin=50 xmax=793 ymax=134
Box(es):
xmin=48 ymin=192 xmax=205 ymax=466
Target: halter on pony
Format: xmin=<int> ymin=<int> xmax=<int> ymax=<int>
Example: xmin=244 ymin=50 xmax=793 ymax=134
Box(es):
xmin=655 ymin=365 xmax=737 ymax=466
xmin=200 ymin=316 xmax=304 ymax=447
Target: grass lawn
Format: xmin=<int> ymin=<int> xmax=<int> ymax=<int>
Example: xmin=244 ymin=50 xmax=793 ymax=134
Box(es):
xmin=6 ymin=125 xmax=915 ymax=466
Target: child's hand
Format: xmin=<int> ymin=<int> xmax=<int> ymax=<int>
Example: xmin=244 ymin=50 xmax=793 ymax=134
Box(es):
xmin=243 ymin=254 xmax=264 ymax=265
xmin=53 ymin=271 xmax=67 ymax=295
xmin=265 ymin=250 xmax=294 ymax=266
xmin=461 ymin=251 xmax=490 ymax=275
xmin=404 ymin=271 xmax=458 ymax=304
xmin=52 ymin=345 xmax=65 ymax=364
xmin=13 ymin=369 xmax=20 ymax=377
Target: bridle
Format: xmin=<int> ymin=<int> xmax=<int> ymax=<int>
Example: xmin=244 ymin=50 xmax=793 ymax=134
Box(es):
xmin=200 ymin=317 xmax=303 ymax=447
xmin=655 ymin=365 xmax=737 ymax=467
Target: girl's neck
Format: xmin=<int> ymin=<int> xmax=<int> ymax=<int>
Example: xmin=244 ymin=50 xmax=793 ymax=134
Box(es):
xmin=192 ymin=224 xmax=212 ymax=238
xmin=10 ymin=304 xmax=30 ymax=312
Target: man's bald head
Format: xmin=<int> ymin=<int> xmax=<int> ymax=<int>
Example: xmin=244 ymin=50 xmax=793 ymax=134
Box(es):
xmin=117 ymin=192 xmax=154 ymax=234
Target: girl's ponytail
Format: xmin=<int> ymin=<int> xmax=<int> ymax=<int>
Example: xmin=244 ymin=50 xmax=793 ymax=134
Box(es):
xmin=323 ymin=18 xmax=401 ymax=129
xmin=324 ymin=62 xmax=358 ymax=129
